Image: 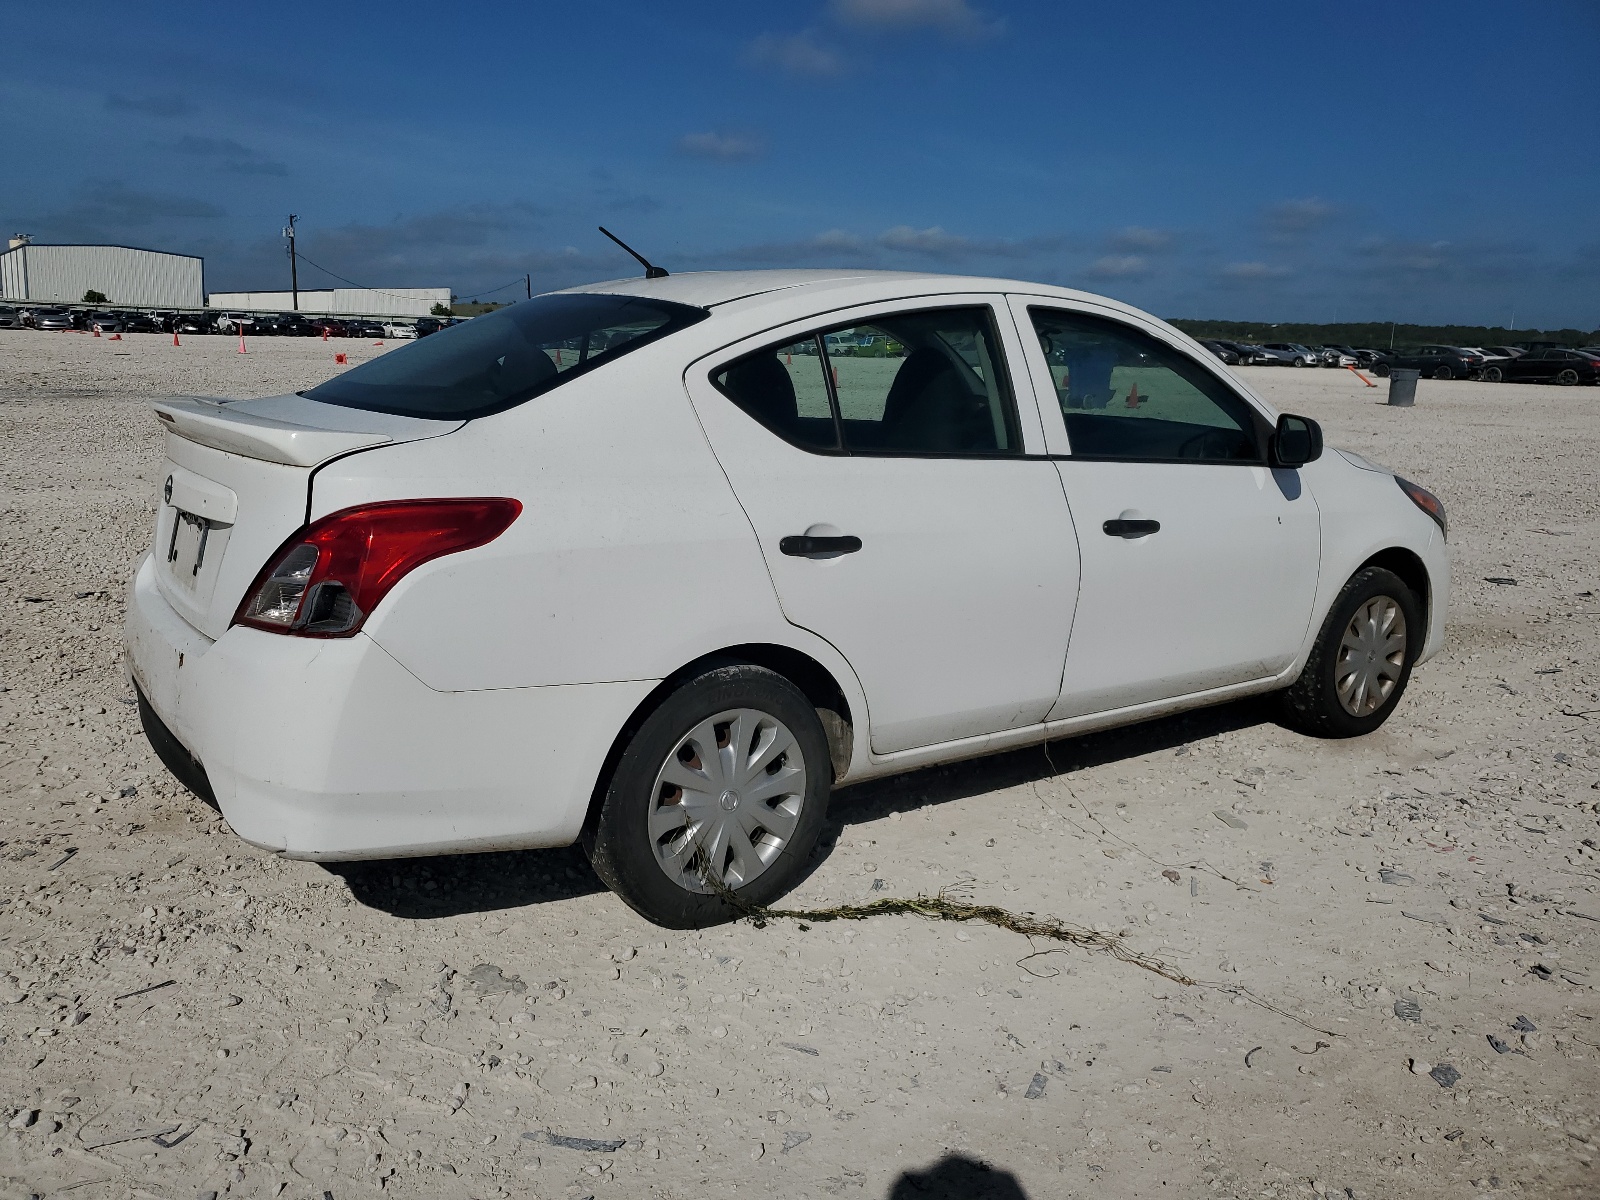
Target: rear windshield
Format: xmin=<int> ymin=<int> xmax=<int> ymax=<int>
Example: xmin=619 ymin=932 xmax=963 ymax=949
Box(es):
xmin=304 ymin=293 xmax=708 ymax=419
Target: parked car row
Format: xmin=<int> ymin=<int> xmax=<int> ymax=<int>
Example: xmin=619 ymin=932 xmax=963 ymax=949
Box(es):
xmin=1198 ymin=337 xmax=1599 ymax=384
xmin=0 ymin=303 xmax=451 ymax=338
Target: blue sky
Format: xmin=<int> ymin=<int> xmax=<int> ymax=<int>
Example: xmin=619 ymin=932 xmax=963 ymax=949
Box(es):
xmin=5 ymin=0 xmax=1597 ymax=327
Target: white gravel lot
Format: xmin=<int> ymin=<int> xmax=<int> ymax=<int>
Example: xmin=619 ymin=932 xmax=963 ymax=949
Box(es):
xmin=1 ymin=329 xmax=1597 ymax=1200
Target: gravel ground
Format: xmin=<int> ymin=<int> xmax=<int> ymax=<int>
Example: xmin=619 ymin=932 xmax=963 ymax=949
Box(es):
xmin=2 ymin=330 xmax=1597 ymax=1200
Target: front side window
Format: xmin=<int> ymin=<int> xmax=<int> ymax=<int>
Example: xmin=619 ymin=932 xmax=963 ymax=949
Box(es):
xmin=1029 ymin=308 xmax=1264 ymax=463
xmin=306 ymin=293 xmax=708 ymax=419
xmin=713 ymin=306 xmax=1020 ymax=456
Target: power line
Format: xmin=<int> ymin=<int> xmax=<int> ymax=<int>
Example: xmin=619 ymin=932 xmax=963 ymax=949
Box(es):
xmin=293 ymin=252 xmax=526 ymax=305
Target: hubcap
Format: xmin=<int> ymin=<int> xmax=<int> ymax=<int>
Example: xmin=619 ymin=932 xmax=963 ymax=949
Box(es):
xmin=1335 ymin=596 xmax=1407 ymax=717
xmin=649 ymin=708 xmax=807 ymax=893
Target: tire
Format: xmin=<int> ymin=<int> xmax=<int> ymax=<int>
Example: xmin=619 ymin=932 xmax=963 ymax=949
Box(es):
xmin=1557 ymin=368 xmax=1580 ymax=386
xmin=1277 ymin=566 xmax=1422 ymax=738
xmin=587 ymin=663 xmax=832 ymax=928
xmin=1373 ymin=363 xmax=1391 ymax=377
xmin=1481 ymin=366 xmax=1503 ymax=383
xmin=1432 ymin=366 xmax=1454 ymax=380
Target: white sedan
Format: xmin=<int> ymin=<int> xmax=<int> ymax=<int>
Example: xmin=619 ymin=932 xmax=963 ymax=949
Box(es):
xmin=125 ymin=269 xmax=1450 ymax=927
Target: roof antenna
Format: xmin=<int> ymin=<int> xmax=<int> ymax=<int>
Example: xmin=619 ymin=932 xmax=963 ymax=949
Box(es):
xmin=598 ymin=226 xmax=669 ymax=279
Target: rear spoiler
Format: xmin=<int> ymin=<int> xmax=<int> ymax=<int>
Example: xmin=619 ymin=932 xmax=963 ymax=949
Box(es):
xmin=151 ymin=396 xmax=456 ymax=468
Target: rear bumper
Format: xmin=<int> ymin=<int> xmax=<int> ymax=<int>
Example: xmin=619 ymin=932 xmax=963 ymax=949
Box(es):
xmin=124 ymin=555 xmax=656 ymax=860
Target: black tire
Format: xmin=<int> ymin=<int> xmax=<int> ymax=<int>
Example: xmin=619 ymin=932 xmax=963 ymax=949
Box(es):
xmin=1373 ymin=363 xmax=1391 ymax=377
xmin=587 ymin=663 xmax=832 ymax=928
xmin=1432 ymin=366 xmax=1454 ymax=380
xmin=1277 ymin=566 xmax=1423 ymax=738
xmin=1481 ymin=366 xmax=1503 ymax=383
xmin=1556 ymin=368 xmax=1580 ymax=386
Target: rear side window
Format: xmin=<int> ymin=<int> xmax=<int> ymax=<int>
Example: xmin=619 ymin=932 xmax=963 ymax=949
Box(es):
xmin=305 ymin=293 xmax=708 ymax=419
xmin=1029 ymin=308 xmax=1265 ymax=463
xmin=713 ymin=306 xmax=1020 ymax=456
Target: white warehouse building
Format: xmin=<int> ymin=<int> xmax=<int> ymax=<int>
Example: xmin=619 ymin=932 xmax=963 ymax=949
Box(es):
xmin=0 ymin=241 xmax=205 ymax=308
xmin=207 ymin=287 xmax=451 ymax=319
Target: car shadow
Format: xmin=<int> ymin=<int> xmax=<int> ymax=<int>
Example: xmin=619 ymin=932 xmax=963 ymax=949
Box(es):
xmin=819 ymin=695 xmax=1275 ymax=837
xmin=324 ymin=843 xmax=605 ymax=920
xmin=885 ymin=1153 xmax=1030 ymax=1198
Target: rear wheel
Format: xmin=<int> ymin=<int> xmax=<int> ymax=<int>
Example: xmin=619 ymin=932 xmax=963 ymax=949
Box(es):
xmin=1557 ymin=368 xmax=1580 ymax=386
xmin=1432 ymin=366 xmax=1454 ymax=380
xmin=1481 ymin=365 xmax=1503 ymax=382
xmin=587 ymin=664 xmax=832 ymax=928
xmin=1278 ymin=566 xmax=1422 ymax=738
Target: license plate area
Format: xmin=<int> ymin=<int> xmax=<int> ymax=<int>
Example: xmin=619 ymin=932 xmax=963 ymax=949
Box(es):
xmin=165 ymin=507 xmax=214 ymax=588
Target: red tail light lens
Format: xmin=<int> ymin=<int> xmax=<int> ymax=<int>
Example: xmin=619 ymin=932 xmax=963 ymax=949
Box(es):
xmin=233 ymin=498 xmax=522 ymax=637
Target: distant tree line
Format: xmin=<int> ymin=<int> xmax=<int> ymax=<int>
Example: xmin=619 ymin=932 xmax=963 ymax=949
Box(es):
xmin=1168 ymin=319 xmax=1598 ymax=350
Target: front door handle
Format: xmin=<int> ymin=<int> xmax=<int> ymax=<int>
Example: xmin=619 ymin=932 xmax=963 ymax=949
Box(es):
xmin=1102 ymin=519 xmax=1160 ymax=538
xmin=780 ymin=534 xmax=862 ymax=556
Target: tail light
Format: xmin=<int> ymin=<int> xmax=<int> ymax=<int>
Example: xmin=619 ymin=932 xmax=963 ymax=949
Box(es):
xmin=233 ymin=498 xmax=521 ymax=637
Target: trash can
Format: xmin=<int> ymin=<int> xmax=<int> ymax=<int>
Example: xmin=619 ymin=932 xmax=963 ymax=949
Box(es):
xmin=1387 ymin=368 xmax=1420 ymax=407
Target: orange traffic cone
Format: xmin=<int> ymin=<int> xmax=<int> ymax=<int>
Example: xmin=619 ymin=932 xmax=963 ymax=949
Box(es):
xmin=322 ymin=328 xmax=329 ymax=342
xmin=172 ymin=332 xmax=181 ymax=347
xmin=238 ymin=331 xmax=247 ymax=354
xmin=335 ymin=352 xmax=347 ymax=364
xmin=109 ymin=333 xmax=122 ymax=341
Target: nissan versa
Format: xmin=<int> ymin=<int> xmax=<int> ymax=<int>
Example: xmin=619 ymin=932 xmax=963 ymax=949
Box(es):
xmin=125 ymin=269 xmax=1450 ymax=927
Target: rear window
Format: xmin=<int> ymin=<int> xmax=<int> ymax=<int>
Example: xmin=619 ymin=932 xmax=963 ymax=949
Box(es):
xmin=304 ymin=293 xmax=708 ymax=419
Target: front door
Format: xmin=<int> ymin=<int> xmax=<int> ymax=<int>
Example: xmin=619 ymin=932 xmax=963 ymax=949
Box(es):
xmin=1009 ymin=299 xmax=1322 ymax=719
xmin=686 ymin=299 xmax=1080 ymax=755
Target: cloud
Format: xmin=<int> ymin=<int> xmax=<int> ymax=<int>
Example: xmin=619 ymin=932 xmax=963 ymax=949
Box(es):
xmin=1109 ymin=226 xmax=1173 ymax=253
xmin=676 ymin=130 xmax=765 ymax=162
xmin=1220 ymin=261 xmax=1292 ymax=280
xmin=1085 ymin=255 xmax=1150 ymax=280
xmin=1262 ymin=197 xmax=1338 ymax=239
xmin=745 ymin=31 xmax=845 ymax=76
xmin=1351 ymin=237 xmax=1457 ymax=274
xmin=168 ymin=135 xmax=288 ymax=176
xmin=105 ymin=91 xmax=195 ymax=118
xmin=875 ymin=224 xmax=1058 ymax=260
xmin=29 ymin=179 xmax=225 ymax=236
xmin=828 ymin=0 xmax=1004 ymax=38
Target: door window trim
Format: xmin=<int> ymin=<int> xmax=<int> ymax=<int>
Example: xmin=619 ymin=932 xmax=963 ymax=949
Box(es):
xmin=1009 ymin=297 xmax=1276 ymax=464
xmin=706 ymin=300 xmax=1033 ymax=460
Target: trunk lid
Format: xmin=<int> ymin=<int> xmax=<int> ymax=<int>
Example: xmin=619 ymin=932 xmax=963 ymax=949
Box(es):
xmin=148 ymin=394 xmax=461 ymax=640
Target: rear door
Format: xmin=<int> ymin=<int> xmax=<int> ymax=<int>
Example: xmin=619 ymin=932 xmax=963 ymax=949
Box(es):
xmin=1009 ymin=298 xmax=1321 ymax=718
xmin=686 ymin=297 xmax=1080 ymax=755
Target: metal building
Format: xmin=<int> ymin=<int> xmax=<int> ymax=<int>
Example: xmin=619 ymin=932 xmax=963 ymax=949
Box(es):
xmin=206 ymin=287 xmax=451 ymax=318
xmin=0 ymin=242 xmax=205 ymax=308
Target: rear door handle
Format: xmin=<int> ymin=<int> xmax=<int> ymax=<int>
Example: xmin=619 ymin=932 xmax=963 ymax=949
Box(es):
xmin=780 ymin=534 xmax=862 ymax=556
xmin=1102 ymin=519 xmax=1160 ymax=538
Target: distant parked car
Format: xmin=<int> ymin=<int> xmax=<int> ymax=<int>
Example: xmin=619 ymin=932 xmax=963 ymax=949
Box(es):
xmin=310 ymin=318 xmax=350 ymax=338
xmin=413 ymin=317 xmax=443 ymax=338
xmin=87 ymin=311 xmax=125 ymax=333
xmin=1373 ymin=346 xmax=1485 ymax=381
xmin=1260 ymin=343 xmax=1319 ymax=367
xmin=1481 ymin=348 xmax=1600 ymax=385
xmin=120 ymin=312 xmax=164 ymax=333
xmin=172 ymin=314 xmax=208 ymax=335
xmin=382 ymin=321 xmax=419 ymax=340
xmin=1482 ymin=346 xmax=1526 ymax=360
xmin=1199 ymin=339 xmax=1240 ymax=365
xmin=212 ymin=312 xmax=262 ymax=335
xmin=345 ymin=319 xmax=388 ymax=339
xmin=1317 ymin=346 xmax=1357 ymax=367
xmin=30 ymin=308 xmax=77 ymax=331
xmin=0 ymin=305 xmax=20 ymax=328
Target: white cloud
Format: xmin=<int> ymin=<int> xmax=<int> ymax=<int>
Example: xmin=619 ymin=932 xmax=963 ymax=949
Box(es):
xmin=676 ymin=131 xmax=765 ymax=161
xmin=1262 ymin=198 xmax=1338 ymax=238
xmin=1085 ymin=255 xmax=1150 ymax=279
xmin=1109 ymin=226 xmax=1172 ymax=253
xmin=745 ymin=31 xmax=845 ymax=76
xmin=1220 ymin=261 xmax=1292 ymax=280
xmin=878 ymin=224 xmax=971 ymax=256
xmin=829 ymin=0 xmax=1003 ymax=38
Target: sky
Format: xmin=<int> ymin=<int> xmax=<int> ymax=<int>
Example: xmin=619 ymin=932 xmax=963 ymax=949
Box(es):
xmin=4 ymin=0 xmax=1597 ymax=328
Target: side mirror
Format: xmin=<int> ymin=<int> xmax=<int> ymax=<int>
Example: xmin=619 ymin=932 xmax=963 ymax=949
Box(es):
xmin=1271 ymin=413 xmax=1323 ymax=468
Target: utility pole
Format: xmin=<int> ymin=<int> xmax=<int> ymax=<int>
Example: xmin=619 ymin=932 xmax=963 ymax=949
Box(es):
xmin=283 ymin=215 xmax=299 ymax=310
xmin=525 ymin=273 xmax=532 ymax=300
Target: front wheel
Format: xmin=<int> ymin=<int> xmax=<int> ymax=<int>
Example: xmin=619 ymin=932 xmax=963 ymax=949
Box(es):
xmin=587 ymin=664 xmax=832 ymax=928
xmin=1277 ymin=566 xmax=1422 ymax=738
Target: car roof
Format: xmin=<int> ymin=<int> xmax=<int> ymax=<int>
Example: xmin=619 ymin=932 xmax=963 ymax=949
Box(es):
xmin=554 ymin=267 xmax=1166 ymax=325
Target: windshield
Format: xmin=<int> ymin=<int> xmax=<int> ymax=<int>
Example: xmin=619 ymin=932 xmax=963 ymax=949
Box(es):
xmin=304 ymin=292 xmax=708 ymax=419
